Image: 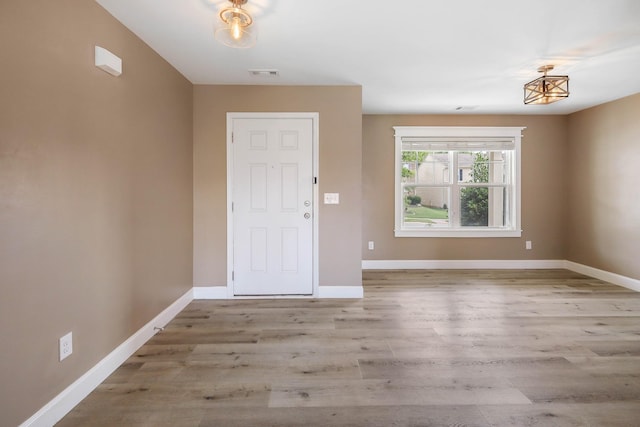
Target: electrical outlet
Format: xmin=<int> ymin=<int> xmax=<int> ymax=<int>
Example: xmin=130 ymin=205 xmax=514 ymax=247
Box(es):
xmin=525 ymin=240 xmax=532 ymax=250
xmin=368 ymin=241 xmax=375 ymax=250
xmin=59 ymin=332 xmax=73 ymax=361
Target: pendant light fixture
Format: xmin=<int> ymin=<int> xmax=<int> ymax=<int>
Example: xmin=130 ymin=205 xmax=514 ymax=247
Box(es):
xmin=214 ymin=0 xmax=256 ymax=49
xmin=523 ymin=65 xmax=569 ymax=105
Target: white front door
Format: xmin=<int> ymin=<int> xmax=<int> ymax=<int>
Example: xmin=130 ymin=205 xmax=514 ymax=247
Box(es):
xmin=229 ymin=114 xmax=316 ymax=296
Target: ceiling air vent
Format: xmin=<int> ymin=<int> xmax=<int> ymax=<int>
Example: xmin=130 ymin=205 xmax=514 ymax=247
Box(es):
xmin=248 ymin=69 xmax=279 ymax=77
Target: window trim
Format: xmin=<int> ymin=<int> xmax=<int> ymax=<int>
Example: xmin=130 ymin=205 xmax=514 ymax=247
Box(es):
xmin=393 ymin=126 xmax=525 ymax=238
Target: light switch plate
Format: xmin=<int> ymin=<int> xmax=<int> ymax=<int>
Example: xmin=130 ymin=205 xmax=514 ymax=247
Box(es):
xmin=324 ymin=193 xmax=339 ymax=204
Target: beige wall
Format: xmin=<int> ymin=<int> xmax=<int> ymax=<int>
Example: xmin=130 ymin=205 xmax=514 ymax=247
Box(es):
xmin=193 ymin=85 xmax=363 ymax=288
xmin=362 ymin=115 xmax=568 ymax=260
xmin=567 ymin=93 xmax=640 ymax=280
xmin=0 ymin=2 xmax=193 ymax=425
xmin=0 ymin=2 xmax=636 ymax=424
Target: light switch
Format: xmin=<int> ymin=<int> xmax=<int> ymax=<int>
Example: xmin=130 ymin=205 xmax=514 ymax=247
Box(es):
xmin=324 ymin=193 xmax=340 ymax=204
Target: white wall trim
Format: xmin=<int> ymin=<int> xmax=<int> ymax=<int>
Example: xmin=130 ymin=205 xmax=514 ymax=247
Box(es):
xmin=362 ymin=259 xmax=565 ymax=270
xmin=193 ymin=286 xmax=229 ymax=299
xmin=362 ymin=259 xmax=639 ymax=292
xmin=226 ymin=112 xmax=320 ymax=298
xmin=20 ymin=289 xmax=194 ymax=427
xmin=19 ymin=261 xmax=639 ymax=426
xmin=393 ymin=126 xmax=525 ymax=239
xmin=193 ymin=286 xmax=364 ymax=299
xmin=318 ymin=286 xmax=364 ymax=298
xmin=565 ymin=261 xmax=640 ymax=292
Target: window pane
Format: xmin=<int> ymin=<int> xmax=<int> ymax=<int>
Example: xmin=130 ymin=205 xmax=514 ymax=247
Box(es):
xmin=458 ymin=152 xmax=475 ymax=183
xmin=401 ymin=161 xmax=417 ymax=184
xmin=417 ymin=152 xmax=449 ymax=185
xmin=488 ymin=186 xmax=507 ymax=227
xmin=400 ymin=150 xmax=422 ymax=185
xmin=401 ymin=151 xmax=450 ymax=185
xmin=458 ymin=151 xmax=508 ymax=184
xmin=488 ymin=151 xmax=507 ymax=185
xmin=403 ymin=186 xmax=449 ymax=227
xmin=460 ymin=186 xmax=489 ymax=226
xmin=460 ymin=186 xmax=508 ymax=227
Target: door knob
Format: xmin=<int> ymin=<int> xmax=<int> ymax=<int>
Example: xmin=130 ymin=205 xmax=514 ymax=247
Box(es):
xmin=304 ymin=213 xmax=311 ymax=219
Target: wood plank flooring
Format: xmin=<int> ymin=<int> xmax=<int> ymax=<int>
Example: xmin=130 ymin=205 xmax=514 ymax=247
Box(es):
xmin=57 ymin=270 xmax=640 ymax=426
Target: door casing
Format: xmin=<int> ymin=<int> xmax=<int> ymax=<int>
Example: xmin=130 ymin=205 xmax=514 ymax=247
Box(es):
xmin=226 ymin=112 xmax=319 ymax=298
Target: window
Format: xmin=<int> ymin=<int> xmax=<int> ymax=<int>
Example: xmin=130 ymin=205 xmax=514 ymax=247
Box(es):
xmin=394 ymin=126 xmax=524 ymax=237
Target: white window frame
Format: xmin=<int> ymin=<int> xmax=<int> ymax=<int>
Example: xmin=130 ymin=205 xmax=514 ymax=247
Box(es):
xmin=394 ymin=126 xmax=524 ymax=238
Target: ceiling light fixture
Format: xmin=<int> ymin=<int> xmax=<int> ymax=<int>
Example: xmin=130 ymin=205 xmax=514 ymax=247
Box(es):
xmin=523 ymin=65 xmax=569 ymax=105
xmin=214 ymin=0 xmax=256 ymax=49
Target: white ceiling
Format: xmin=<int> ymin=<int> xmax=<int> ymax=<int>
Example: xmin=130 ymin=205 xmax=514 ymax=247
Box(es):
xmin=96 ymin=0 xmax=640 ymax=115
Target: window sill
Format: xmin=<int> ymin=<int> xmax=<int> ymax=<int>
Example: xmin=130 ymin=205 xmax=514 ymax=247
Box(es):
xmin=394 ymin=229 xmax=522 ymax=238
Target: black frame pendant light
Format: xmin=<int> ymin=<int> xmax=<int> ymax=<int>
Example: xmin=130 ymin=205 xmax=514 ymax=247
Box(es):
xmin=524 ymin=65 xmax=569 ymax=105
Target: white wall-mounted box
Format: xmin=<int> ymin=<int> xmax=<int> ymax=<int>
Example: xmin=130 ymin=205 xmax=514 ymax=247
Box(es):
xmin=95 ymin=46 xmax=122 ymax=77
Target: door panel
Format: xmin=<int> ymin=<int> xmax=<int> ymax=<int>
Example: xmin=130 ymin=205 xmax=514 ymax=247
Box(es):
xmin=232 ymin=117 xmax=314 ymax=295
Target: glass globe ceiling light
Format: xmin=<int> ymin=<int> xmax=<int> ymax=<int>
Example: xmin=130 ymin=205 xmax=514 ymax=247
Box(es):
xmin=215 ymin=0 xmax=256 ymax=49
xmin=523 ymin=65 xmax=569 ymax=105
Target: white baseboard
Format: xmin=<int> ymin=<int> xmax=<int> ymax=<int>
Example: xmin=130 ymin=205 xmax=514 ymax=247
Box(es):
xmin=362 ymin=259 xmax=565 ymax=270
xmin=18 ymin=261 xmax=639 ymax=426
xmin=193 ymin=286 xmax=364 ymax=299
xmin=362 ymin=259 xmax=639 ymax=293
xmin=193 ymin=286 xmax=229 ymax=299
xmin=565 ymin=261 xmax=640 ymax=292
xmin=20 ymin=289 xmax=194 ymax=427
xmin=318 ymin=286 xmax=364 ymax=298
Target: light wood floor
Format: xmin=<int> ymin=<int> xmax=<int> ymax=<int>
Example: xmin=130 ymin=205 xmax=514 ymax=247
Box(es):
xmin=58 ymin=270 xmax=640 ymax=426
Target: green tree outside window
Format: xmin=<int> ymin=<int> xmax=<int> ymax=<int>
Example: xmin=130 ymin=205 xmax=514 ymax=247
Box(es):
xmin=460 ymin=152 xmax=489 ymax=226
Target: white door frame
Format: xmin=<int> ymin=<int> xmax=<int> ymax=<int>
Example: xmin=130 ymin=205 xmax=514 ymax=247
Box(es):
xmin=226 ymin=112 xmax=319 ymax=298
